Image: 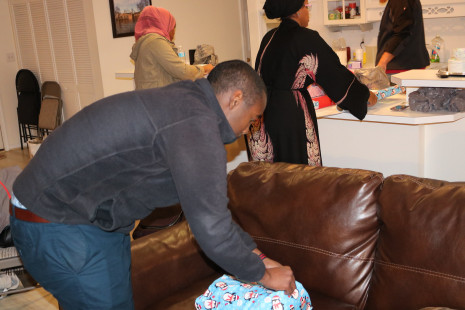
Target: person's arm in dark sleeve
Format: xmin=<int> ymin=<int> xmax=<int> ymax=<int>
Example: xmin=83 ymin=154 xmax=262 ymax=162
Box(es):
xmin=311 ymin=33 xmax=371 ymax=120
xmin=160 ymin=115 xmax=265 ymax=282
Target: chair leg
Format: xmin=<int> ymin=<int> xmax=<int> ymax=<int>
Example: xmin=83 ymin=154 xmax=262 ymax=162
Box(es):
xmin=26 ymin=125 xmax=32 ymax=141
xmin=18 ymin=122 xmax=23 ymax=149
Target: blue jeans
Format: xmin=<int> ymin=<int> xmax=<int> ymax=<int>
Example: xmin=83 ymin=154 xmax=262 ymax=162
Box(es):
xmin=10 ymin=211 xmax=134 ymax=310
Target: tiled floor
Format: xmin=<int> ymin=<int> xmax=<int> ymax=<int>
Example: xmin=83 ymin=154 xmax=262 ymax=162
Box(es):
xmin=1 ymin=147 xmax=59 ymax=309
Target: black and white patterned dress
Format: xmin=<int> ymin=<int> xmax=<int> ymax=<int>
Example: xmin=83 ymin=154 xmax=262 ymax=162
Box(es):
xmin=248 ymin=18 xmax=371 ymax=166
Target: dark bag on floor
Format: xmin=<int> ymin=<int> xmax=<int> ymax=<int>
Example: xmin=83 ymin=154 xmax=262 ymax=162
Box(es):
xmin=0 ymin=226 xmax=13 ymax=248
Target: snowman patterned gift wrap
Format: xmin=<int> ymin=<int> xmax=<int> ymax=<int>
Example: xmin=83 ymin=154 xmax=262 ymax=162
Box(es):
xmin=195 ymin=274 xmax=312 ymax=309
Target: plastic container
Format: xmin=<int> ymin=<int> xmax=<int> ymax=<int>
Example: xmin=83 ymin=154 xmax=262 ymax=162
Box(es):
xmin=349 ymin=3 xmax=356 ymax=19
xmin=332 ymin=38 xmax=347 ymax=66
xmin=345 ymin=6 xmax=350 ymax=19
xmin=431 ymin=35 xmax=445 ymax=63
xmin=177 ymin=45 xmax=188 ymax=64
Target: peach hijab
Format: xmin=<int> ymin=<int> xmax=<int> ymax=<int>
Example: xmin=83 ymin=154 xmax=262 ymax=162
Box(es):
xmin=134 ymin=6 xmax=176 ymax=41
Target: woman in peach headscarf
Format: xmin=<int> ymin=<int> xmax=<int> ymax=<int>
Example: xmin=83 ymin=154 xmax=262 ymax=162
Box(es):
xmin=130 ymin=6 xmax=213 ymax=90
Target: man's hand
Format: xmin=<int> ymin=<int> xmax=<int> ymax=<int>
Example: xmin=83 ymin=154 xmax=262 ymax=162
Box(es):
xmin=259 ymin=266 xmax=296 ymax=295
xmin=252 ymin=249 xmax=295 ymax=295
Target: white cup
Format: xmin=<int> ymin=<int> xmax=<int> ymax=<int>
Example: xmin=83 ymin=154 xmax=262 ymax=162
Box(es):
xmin=355 ymin=48 xmax=364 ymax=61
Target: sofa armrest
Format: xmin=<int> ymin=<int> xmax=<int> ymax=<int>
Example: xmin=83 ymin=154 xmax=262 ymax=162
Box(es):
xmin=131 ymin=221 xmax=219 ymax=309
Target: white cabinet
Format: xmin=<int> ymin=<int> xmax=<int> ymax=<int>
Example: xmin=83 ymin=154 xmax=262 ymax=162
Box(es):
xmin=365 ymin=0 xmax=385 ymax=22
xmin=366 ymin=0 xmax=465 ymax=23
xmin=422 ymin=0 xmax=465 ymax=19
xmin=323 ymin=0 xmax=367 ymax=26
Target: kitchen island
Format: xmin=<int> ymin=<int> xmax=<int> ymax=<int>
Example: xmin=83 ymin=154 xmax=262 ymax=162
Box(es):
xmin=317 ymin=70 xmax=465 ymax=181
xmin=117 ymin=68 xmax=465 ymax=181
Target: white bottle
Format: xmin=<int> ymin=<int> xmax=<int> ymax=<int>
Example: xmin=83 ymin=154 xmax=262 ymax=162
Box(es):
xmin=177 ymin=45 xmax=188 ymax=64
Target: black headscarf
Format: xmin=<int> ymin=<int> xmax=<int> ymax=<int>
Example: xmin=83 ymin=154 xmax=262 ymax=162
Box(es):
xmin=263 ymin=0 xmax=305 ymax=19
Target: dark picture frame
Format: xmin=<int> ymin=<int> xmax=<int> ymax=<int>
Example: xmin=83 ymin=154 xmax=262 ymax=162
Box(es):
xmin=109 ymin=0 xmax=152 ymax=38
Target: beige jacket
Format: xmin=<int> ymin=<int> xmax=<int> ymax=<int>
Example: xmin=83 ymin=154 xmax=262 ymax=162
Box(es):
xmin=130 ymin=33 xmax=205 ymax=90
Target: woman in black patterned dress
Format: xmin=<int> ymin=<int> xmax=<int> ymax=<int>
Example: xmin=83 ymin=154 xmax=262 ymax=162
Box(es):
xmin=248 ymin=0 xmax=377 ymax=165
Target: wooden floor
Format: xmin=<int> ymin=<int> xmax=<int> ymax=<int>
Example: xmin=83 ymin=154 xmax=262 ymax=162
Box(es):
xmin=0 ymin=147 xmax=142 ymax=309
xmin=0 ymin=147 xmax=59 ymax=309
xmin=0 ymin=287 xmax=59 ymax=309
xmin=0 ymin=148 xmax=30 ymax=170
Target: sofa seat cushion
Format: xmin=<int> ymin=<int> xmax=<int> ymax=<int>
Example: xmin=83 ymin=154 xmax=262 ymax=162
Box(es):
xmin=227 ymin=162 xmax=383 ymax=309
xmin=365 ymin=175 xmax=465 ymax=310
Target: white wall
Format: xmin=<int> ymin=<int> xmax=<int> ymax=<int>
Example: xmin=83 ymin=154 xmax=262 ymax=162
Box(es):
xmin=0 ymin=0 xmax=247 ymax=149
xmin=92 ymin=0 xmax=247 ymax=97
xmin=90 ymin=0 xmax=250 ymax=170
xmin=0 ymin=0 xmax=21 ymax=150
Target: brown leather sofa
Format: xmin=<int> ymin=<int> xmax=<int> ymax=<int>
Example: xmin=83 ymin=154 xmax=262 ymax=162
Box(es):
xmin=131 ymin=162 xmax=465 ymax=310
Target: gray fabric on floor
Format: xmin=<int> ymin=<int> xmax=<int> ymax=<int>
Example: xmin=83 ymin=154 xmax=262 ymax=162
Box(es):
xmin=0 ymin=166 xmax=22 ymax=232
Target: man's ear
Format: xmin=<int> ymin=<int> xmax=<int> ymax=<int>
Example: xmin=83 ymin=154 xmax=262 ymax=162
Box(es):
xmin=228 ymin=90 xmax=244 ymax=110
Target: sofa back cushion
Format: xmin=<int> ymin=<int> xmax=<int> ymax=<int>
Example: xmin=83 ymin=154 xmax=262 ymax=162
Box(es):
xmin=365 ymin=175 xmax=465 ymax=310
xmin=227 ymin=162 xmax=383 ymax=309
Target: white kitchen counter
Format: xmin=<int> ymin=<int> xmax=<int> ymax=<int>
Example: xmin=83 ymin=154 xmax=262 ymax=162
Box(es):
xmin=315 ymin=71 xmax=465 ymax=181
xmin=316 ymin=93 xmax=465 ymax=125
xmin=391 ymin=69 xmax=465 ymax=88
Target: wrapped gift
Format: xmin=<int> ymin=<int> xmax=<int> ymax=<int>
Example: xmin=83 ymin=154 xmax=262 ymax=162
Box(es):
xmin=195 ymin=274 xmax=312 ymax=309
xmin=373 ymin=85 xmax=406 ymax=101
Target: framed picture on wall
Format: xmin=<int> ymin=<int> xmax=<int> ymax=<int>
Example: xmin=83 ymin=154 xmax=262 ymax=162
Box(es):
xmin=109 ymin=0 xmax=152 ymax=38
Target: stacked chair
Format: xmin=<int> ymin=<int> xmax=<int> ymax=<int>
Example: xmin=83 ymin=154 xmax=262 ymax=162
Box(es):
xmin=15 ymin=69 xmax=63 ymax=149
xmin=15 ymin=69 xmax=41 ymax=149
xmin=38 ymin=81 xmax=62 ymax=137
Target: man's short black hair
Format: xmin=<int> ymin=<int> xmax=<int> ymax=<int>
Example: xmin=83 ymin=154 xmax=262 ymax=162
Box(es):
xmin=207 ymin=60 xmax=266 ymax=106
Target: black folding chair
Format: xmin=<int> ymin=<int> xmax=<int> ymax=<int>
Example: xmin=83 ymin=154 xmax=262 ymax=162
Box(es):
xmin=15 ymin=69 xmax=41 ymax=149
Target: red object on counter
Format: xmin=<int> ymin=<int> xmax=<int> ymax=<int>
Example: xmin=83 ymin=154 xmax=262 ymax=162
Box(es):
xmin=386 ymin=69 xmax=408 ymax=74
xmin=386 ymin=67 xmax=425 ymax=74
xmin=346 ymin=46 xmax=351 ymax=62
xmin=308 ymin=84 xmax=335 ymax=110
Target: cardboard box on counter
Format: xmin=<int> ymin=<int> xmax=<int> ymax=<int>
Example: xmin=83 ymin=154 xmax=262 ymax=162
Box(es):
xmin=347 ymin=60 xmax=362 ymax=69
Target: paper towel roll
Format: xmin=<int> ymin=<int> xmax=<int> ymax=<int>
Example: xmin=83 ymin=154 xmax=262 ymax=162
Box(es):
xmin=336 ymin=49 xmax=347 ymax=66
xmin=453 ymin=48 xmax=465 ymax=60
xmin=355 ymin=48 xmax=364 ymax=61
